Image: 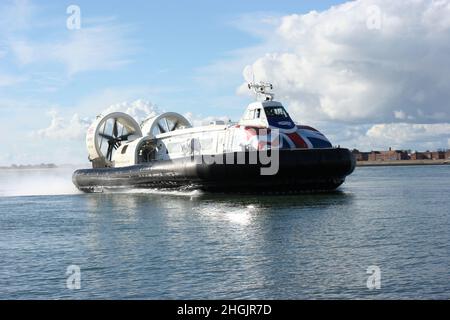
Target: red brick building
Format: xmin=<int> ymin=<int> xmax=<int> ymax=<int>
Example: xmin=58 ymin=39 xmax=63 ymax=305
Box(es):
xmin=368 ymin=148 xmax=409 ymax=161
xmin=353 ymin=148 xmax=449 ymax=162
xmin=410 ymin=152 xmax=431 ymax=160
xmin=410 ymin=151 xmax=448 ymax=160
xmin=431 ymin=151 xmax=447 ymax=160
xmin=352 ymin=149 xmax=369 ymax=161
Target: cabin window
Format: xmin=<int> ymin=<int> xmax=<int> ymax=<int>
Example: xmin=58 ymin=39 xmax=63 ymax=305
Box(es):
xmin=264 ymin=106 xmax=288 ymax=118
xmin=255 ymin=109 xmax=261 ymax=119
xmin=121 ymin=145 xmax=128 ymax=154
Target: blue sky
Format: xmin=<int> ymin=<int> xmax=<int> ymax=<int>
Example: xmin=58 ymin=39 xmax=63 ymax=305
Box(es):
xmin=0 ymin=0 xmax=344 ymax=164
xmin=2 ymin=0 xmax=450 ymax=165
xmin=1 ymin=0 xmax=344 ymax=114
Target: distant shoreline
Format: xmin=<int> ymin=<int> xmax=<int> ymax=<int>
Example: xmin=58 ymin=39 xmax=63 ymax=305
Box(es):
xmin=2 ymin=160 xmax=449 ymax=170
xmin=357 ymin=159 xmax=450 ymax=167
xmin=0 ymin=164 xmax=86 ymax=170
xmin=0 ymin=164 xmax=57 ymax=170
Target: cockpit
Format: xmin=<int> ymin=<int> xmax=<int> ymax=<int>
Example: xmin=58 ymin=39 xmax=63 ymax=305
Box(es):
xmin=239 ymin=101 xmax=295 ymax=130
xmin=264 ymin=106 xmax=289 ymax=118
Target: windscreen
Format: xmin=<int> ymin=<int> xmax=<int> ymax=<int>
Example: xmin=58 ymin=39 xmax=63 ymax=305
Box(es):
xmin=264 ymin=106 xmax=289 ymax=118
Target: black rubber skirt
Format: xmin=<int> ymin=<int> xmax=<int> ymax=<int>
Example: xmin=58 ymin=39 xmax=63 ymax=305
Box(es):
xmin=72 ymin=148 xmax=356 ymax=193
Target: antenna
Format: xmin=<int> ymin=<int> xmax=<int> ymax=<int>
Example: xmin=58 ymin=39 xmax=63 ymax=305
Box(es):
xmin=252 ymin=73 xmax=256 ymax=99
xmin=247 ymin=81 xmax=274 ymax=101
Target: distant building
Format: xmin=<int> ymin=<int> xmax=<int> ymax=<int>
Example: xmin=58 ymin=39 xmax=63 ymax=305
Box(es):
xmin=410 ymin=151 xmax=446 ymax=160
xmin=431 ymin=151 xmax=447 ymax=160
xmin=352 ymin=148 xmax=449 ymax=162
xmin=368 ymin=148 xmax=409 ymax=161
xmin=410 ymin=152 xmax=431 ymax=160
xmin=352 ymin=149 xmax=369 ymax=161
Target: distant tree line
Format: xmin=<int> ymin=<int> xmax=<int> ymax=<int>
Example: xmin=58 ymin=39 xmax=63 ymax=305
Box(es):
xmin=0 ymin=163 xmax=57 ymax=169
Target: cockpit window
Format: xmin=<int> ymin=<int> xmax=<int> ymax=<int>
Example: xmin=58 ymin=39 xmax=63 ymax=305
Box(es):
xmin=264 ymin=106 xmax=288 ymax=118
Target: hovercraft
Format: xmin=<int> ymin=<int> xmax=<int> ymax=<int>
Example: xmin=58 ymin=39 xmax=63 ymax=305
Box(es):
xmin=73 ymin=82 xmax=355 ymax=193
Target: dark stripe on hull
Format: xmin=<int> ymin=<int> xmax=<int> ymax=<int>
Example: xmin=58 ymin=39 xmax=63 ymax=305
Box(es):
xmin=72 ymin=148 xmax=355 ymax=193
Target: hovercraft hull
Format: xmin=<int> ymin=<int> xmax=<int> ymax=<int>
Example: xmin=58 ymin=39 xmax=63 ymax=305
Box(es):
xmin=73 ymin=148 xmax=355 ymax=194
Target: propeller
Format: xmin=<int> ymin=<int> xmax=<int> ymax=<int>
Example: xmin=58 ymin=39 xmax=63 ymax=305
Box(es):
xmin=106 ymin=140 xmax=114 ymax=161
xmin=170 ymin=120 xmax=179 ymax=131
xmin=157 ymin=121 xmax=166 ymax=134
xmin=113 ymin=118 xmax=118 ymax=138
xmin=98 ymin=132 xmax=114 ymax=140
xmin=99 ymin=118 xmax=134 ymax=161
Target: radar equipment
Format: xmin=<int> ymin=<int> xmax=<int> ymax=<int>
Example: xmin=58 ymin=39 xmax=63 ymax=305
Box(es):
xmin=248 ymin=82 xmax=274 ymax=101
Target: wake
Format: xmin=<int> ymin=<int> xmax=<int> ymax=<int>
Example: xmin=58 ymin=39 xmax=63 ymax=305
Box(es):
xmin=0 ymin=168 xmax=81 ymax=197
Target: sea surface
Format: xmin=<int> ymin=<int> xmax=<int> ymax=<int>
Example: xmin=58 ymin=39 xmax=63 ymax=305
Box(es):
xmin=0 ymin=166 xmax=449 ymax=299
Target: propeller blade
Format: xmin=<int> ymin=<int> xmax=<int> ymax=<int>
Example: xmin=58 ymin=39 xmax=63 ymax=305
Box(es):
xmin=157 ymin=122 xmax=166 ymax=134
xmin=170 ymin=120 xmax=179 ymax=131
xmin=117 ymin=132 xmax=133 ymax=141
xmin=98 ymin=133 xmax=114 ymax=140
xmin=113 ymin=118 xmax=118 ymax=138
xmin=106 ymin=142 xmax=114 ymax=161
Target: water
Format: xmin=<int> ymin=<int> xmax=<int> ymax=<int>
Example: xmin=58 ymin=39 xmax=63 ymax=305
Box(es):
xmin=0 ymin=166 xmax=449 ymax=299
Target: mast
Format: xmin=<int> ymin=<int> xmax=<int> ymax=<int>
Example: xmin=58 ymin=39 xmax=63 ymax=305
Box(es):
xmin=247 ymin=82 xmax=274 ymax=101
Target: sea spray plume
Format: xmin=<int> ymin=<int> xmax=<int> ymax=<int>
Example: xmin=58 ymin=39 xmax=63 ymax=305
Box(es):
xmin=0 ymin=167 xmax=80 ymax=197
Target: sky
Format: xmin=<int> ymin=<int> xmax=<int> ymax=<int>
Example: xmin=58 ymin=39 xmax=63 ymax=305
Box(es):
xmin=1 ymin=0 xmax=450 ymax=165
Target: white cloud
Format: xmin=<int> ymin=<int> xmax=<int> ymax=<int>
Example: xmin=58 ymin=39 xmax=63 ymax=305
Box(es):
xmin=230 ymin=0 xmax=450 ymax=151
xmin=101 ymin=99 xmax=160 ymax=123
xmin=366 ymin=123 xmax=450 ymax=145
xmin=239 ymin=0 xmax=450 ymax=125
xmin=36 ymin=110 xmax=91 ymax=140
xmin=393 ymin=110 xmax=406 ymax=120
xmin=36 ymin=100 xmax=160 ymax=140
xmin=329 ymin=122 xmax=450 ymax=151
